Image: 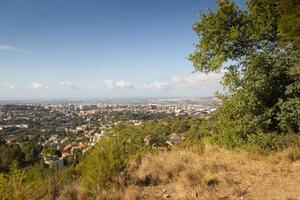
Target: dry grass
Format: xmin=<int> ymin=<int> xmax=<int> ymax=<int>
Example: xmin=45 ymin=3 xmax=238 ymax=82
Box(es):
xmin=126 ymin=145 xmax=300 ymax=200
xmin=123 ymin=186 xmax=142 ymax=200
xmin=47 ymin=145 xmax=300 ymax=200
xmin=132 ymin=150 xmax=190 ymax=184
xmin=58 ymin=183 xmax=88 ymax=200
xmin=285 ymin=146 xmax=300 ymax=162
xmin=92 ymin=185 xmax=141 ymax=200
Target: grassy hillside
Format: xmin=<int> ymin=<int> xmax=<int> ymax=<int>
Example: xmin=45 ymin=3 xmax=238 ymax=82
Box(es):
xmin=1 ymin=117 xmax=300 ymax=200
xmin=101 ymin=146 xmax=300 ymax=200
xmin=57 ymin=144 xmax=300 ymax=200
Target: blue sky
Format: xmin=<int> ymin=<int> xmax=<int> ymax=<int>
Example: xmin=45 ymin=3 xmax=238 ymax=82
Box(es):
xmin=0 ymin=0 xmax=244 ymax=99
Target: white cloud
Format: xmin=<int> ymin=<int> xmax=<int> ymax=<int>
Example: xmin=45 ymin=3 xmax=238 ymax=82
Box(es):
xmin=30 ymin=82 xmax=48 ymax=90
xmin=104 ymin=80 xmax=134 ymax=90
xmin=0 ymin=44 xmax=18 ymax=51
xmin=4 ymin=84 xmax=19 ymax=90
xmin=103 ymin=73 xmax=221 ymax=92
xmin=104 ymin=80 xmax=170 ymax=90
xmin=58 ymin=81 xmax=78 ymax=90
xmin=140 ymin=81 xmax=171 ymax=90
xmin=171 ymin=73 xmax=223 ymax=89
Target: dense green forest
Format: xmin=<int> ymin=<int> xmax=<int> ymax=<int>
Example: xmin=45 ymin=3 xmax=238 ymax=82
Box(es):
xmin=0 ymin=0 xmax=299 ymax=199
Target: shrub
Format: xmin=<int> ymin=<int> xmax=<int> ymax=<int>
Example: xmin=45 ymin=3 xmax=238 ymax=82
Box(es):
xmin=0 ymin=166 xmax=34 ymax=200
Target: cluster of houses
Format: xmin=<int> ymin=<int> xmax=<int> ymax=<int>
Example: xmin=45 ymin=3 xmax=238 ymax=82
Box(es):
xmin=1 ymin=124 xmax=104 ymax=170
xmin=43 ymin=142 xmax=87 ymax=170
xmin=41 ymin=128 xmax=104 ymax=170
xmin=0 ymin=100 xmax=217 ymax=170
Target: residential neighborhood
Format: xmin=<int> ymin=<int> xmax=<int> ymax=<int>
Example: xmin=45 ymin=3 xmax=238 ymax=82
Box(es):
xmin=0 ymin=97 xmax=217 ymax=169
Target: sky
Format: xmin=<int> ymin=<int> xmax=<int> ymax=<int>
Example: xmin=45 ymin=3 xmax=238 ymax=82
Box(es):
xmin=0 ymin=0 xmax=244 ymax=100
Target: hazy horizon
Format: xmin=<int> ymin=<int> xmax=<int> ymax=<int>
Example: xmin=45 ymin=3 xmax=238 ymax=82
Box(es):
xmin=0 ymin=95 xmax=217 ymax=102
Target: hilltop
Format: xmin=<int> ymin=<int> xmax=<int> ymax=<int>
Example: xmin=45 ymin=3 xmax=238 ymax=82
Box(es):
xmin=1 ymin=117 xmax=300 ymax=200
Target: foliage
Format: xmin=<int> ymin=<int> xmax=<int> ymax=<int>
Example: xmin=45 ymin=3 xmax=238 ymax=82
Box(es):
xmin=1 ymin=117 xmax=300 ymax=199
xmin=78 ymin=121 xmax=170 ymax=189
xmin=77 ymin=117 xmax=221 ymax=191
xmin=189 ymin=0 xmax=300 ymax=143
xmin=278 ymin=0 xmax=300 ymax=48
xmin=22 ymin=142 xmax=43 ymax=164
xmin=0 ymin=144 xmax=25 ymax=172
xmin=1 ymin=1 xmax=299 ymax=197
xmin=0 ymin=166 xmax=34 ymax=200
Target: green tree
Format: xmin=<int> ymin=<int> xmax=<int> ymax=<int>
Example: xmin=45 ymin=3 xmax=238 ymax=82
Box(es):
xmin=0 ymin=144 xmax=25 ymax=172
xmin=189 ymin=0 xmax=300 ymax=145
xmin=22 ymin=143 xmax=42 ymax=164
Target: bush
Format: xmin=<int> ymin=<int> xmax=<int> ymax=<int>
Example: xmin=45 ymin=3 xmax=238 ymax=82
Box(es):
xmin=0 ymin=166 xmax=34 ymax=200
xmin=213 ymin=131 xmax=300 ymax=151
xmin=79 ymin=125 xmax=148 ymax=189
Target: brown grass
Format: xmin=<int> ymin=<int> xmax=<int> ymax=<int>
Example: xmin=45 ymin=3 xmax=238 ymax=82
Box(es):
xmin=44 ymin=145 xmax=300 ymax=200
xmin=58 ymin=183 xmax=88 ymax=200
xmin=125 ymin=145 xmax=300 ymax=200
xmin=92 ymin=185 xmax=141 ymax=200
xmin=132 ymin=150 xmax=188 ymax=184
xmin=122 ymin=186 xmax=142 ymax=200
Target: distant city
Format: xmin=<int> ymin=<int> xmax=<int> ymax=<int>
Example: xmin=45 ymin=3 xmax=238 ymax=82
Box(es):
xmin=0 ymin=96 xmax=218 ymax=169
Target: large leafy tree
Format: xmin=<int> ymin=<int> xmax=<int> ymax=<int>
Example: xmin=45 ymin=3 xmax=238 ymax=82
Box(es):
xmin=189 ymin=0 xmax=300 ymax=142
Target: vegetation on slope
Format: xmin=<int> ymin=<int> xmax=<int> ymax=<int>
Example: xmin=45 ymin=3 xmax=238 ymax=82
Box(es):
xmin=0 ymin=0 xmax=299 ymax=199
xmin=0 ymin=117 xmax=300 ymax=200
